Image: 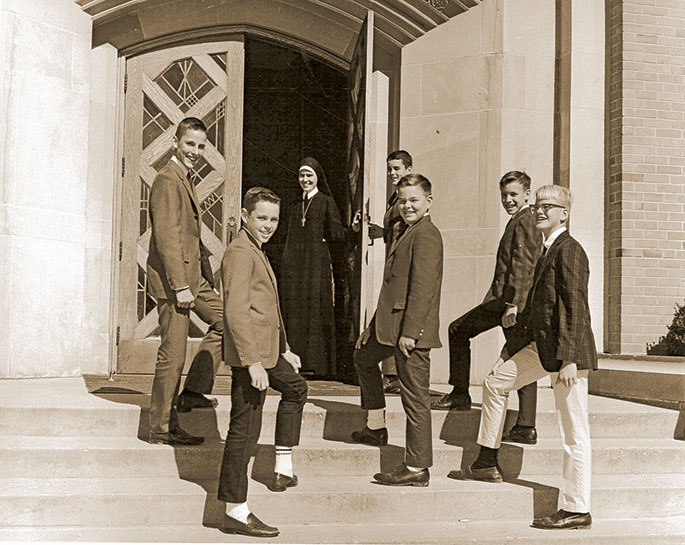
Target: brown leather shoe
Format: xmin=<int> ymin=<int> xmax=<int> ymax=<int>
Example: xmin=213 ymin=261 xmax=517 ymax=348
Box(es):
xmin=351 ymin=426 xmax=388 ymax=446
xmin=383 ymin=375 xmax=401 ymax=394
xmin=447 ymin=464 xmax=503 ymax=483
xmin=532 ymin=509 xmax=592 ymax=530
xmin=220 ymin=513 xmax=279 ymax=537
xmin=502 ymin=425 xmax=538 ymax=445
xmin=267 ymin=473 xmax=298 ymax=492
xmin=149 ymin=426 xmax=204 ymax=446
xmin=431 ymin=392 xmax=471 ymax=411
xmin=373 ymin=465 xmax=429 ymax=487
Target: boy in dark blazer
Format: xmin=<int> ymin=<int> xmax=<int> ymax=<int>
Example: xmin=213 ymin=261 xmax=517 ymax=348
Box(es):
xmin=367 ymin=150 xmax=414 ymax=394
xmin=351 ymin=173 xmax=443 ymax=487
xmin=433 ymin=171 xmax=543 ymax=447
xmin=449 ymin=185 xmax=597 ymax=530
xmin=218 ymin=187 xmax=307 ymax=539
xmin=147 ymin=117 xmax=224 ymax=446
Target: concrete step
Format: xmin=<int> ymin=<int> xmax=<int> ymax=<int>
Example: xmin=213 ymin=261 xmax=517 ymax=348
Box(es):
xmin=1 ymin=435 xmax=683 ymax=479
xmin=1 ymin=391 xmax=681 ymax=442
xmin=1 ymin=517 xmax=685 ymax=544
xmin=1 ymin=474 xmax=683 ymax=527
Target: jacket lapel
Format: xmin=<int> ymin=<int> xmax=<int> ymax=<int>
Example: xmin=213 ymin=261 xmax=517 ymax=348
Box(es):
xmin=530 ymin=229 xmax=569 ymax=294
xmin=387 ymin=216 xmax=429 ymax=258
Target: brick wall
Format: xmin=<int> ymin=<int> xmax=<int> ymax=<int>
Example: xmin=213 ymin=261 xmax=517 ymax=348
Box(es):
xmin=607 ymin=0 xmax=685 ymax=354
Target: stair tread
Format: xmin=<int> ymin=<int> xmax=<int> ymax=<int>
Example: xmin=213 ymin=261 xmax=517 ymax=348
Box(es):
xmin=1 ymin=434 xmax=682 ymax=449
xmin=1 ymin=473 xmax=683 ymax=496
xmin=1 ymin=517 xmax=684 ymax=543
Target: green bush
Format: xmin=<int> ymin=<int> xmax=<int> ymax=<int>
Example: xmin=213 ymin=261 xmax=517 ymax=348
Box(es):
xmin=647 ymin=301 xmax=685 ymax=356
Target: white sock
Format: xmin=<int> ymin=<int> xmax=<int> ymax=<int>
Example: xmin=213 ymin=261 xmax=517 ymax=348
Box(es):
xmin=226 ymin=501 xmax=250 ymax=523
xmin=406 ymin=465 xmax=423 ymax=472
xmin=275 ymin=446 xmax=293 ymax=477
xmin=367 ymin=409 xmax=386 ymax=430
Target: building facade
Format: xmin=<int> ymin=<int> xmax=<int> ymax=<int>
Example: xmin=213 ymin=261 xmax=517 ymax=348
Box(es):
xmin=0 ymin=0 xmax=678 ymax=382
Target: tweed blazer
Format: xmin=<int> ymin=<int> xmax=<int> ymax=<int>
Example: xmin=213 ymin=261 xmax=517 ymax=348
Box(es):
xmin=374 ymin=215 xmax=443 ymax=349
xmin=527 ymin=230 xmax=598 ymax=372
xmin=146 ymin=159 xmax=213 ymax=300
xmin=222 ymin=229 xmax=288 ymax=369
xmin=485 ymin=206 xmax=543 ymax=311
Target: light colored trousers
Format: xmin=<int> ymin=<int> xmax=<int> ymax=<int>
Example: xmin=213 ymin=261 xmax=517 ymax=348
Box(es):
xmin=477 ymin=342 xmax=592 ymax=513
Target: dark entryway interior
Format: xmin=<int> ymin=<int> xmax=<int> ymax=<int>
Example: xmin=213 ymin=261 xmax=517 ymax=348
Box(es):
xmin=241 ymin=36 xmax=357 ymax=381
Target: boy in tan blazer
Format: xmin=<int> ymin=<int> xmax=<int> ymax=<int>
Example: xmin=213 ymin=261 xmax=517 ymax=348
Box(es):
xmin=218 ymin=187 xmax=307 ymax=539
xmin=351 ymin=173 xmax=444 ymax=487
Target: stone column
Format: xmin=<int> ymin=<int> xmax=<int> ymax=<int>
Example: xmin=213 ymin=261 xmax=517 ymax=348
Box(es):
xmin=400 ymin=0 xmax=556 ymax=384
xmin=0 ymin=0 xmax=109 ymax=377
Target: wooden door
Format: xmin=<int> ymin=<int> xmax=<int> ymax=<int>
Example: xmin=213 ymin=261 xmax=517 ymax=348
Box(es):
xmin=346 ymin=12 xmax=375 ymax=337
xmin=117 ymin=41 xmax=244 ymax=373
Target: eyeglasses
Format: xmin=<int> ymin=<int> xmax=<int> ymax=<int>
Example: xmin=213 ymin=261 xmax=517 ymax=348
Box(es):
xmin=531 ymin=203 xmax=566 ymax=214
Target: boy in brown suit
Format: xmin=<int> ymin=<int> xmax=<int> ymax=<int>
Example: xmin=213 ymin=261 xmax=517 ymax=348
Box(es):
xmin=351 ymin=173 xmax=443 ymax=487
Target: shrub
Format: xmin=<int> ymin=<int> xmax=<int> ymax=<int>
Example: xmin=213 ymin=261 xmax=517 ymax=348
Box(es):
xmin=647 ymin=301 xmax=685 ymax=356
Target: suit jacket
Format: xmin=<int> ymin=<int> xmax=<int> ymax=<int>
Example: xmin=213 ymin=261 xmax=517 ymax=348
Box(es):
xmin=222 ymin=229 xmax=288 ymax=369
xmin=382 ymin=192 xmax=402 ymax=246
xmin=146 ymin=159 xmax=213 ymax=300
xmin=527 ymin=230 xmax=598 ymax=372
xmin=375 ymin=215 xmax=443 ymax=349
xmin=485 ymin=206 xmax=543 ymax=311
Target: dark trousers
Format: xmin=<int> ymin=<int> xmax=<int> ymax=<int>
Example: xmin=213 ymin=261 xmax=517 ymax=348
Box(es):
xmin=354 ymin=330 xmax=433 ymax=468
xmin=149 ymin=278 xmax=223 ymax=435
xmin=218 ymin=357 xmax=308 ymax=504
xmin=448 ymin=299 xmax=537 ymax=427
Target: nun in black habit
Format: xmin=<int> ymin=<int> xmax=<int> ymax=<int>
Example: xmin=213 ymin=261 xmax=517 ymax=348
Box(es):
xmin=280 ymin=157 xmax=348 ymax=378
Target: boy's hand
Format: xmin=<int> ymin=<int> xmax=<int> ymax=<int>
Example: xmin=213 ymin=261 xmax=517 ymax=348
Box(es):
xmin=175 ymin=287 xmax=195 ymax=309
xmin=248 ymin=362 xmax=269 ymax=391
xmin=355 ymin=327 xmax=372 ymax=350
xmin=368 ymin=223 xmax=384 ymax=239
xmin=557 ymin=361 xmax=578 ymax=388
xmin=282 ymin=350 xmax=302 ymax=372
xmin=501 ymin=305 xmax=518 ymax=328
xmin=351 ymin=210 xmax=362 ymax=233
xmin=398 ymin=336 xmax=416 ymax=357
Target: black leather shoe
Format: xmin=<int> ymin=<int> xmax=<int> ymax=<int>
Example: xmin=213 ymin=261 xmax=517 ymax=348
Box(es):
xmin=176 ymin=392 xmax=218 ymax=413
xmin=351 ymin=426 xmax=388 ymax=446
xmin=383 ymin=375 xmax=400 ymax=394
xmin=431 ymin=392 xmax=471 ymax=411
xmin=220 ymin=513 xmax=279 ymax=537
xmin=447 ymin=464 xmax=503 ymax=483
xmin=267 ymin=473 xmax=298 ymax=492
xmin=502 ymin=425 xmax=538 ymax=445
xmin=374 ymin=465 xmax=429 ymax=487
xmin=149 ymin=427 xmax=204 ymax=446
xmin=532 ymin=509 xmax=592 ymax=530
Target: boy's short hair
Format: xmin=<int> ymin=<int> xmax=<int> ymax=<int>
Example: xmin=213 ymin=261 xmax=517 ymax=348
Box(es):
xmin=386 ymin=150 xmax=413 ymax=169
xmin=397 ymin=173 xmax=432 ymax=196
xmin=243 ymin=187 xmax=281 ymax=213
xmin=499 ymin=170 xmax=531 ymax=191
xmin=175 ymin=117 xmax=208 ymax=139
xmin=536 ymin=184 xmax=572 ymax=213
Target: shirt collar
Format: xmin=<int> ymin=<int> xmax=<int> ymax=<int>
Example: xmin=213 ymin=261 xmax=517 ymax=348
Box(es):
xmin=544 ymin=225 xmax=567 ymax=249
xmin=242 ymin=227 xmax=263 ymax=249
xmin=303 ymin=187 xmax=319 ymax=200
xmin=171 ymin=155 xmax=188 ymax=177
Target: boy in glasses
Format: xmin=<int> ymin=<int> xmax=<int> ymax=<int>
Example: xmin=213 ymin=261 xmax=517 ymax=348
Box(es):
xmin=449 ymin=185 xmax=597 ymax=531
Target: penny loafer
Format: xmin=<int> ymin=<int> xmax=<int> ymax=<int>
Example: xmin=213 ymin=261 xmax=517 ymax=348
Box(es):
xmin=176 ymin=392 xmax=218 ymax=413
xmin=149 ymin=427 xmax=204 ymax=446
xmin=502 ymin=425 xmax=538 ymax=445
xmin=532 ymin=509 xmax=592 ymax=530
xmin=374 ymin=464 xmax=429 ymax=487
xmin=267 ymin=473 xmax=298 ymax=492
xmin=430 ymin=393 xmax=472 ymax=411
xmin=351 ymin=426 xmax=388 ymax=446
xmin=220 ymin=513 xmax=279 ymax=538
xmin=447 ymin=464 xmax=503 ymax=483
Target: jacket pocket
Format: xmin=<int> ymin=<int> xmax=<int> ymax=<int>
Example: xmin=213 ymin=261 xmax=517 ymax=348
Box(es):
xmin=254 ymin=321 xmax=273 ymax=359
